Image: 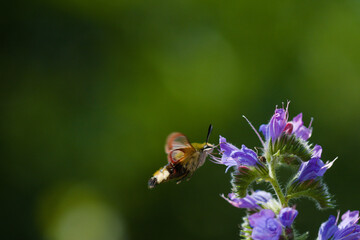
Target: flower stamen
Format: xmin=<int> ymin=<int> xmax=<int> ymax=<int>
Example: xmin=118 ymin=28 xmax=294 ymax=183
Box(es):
xmin=242 ymin=115 xmax=265 ymax=147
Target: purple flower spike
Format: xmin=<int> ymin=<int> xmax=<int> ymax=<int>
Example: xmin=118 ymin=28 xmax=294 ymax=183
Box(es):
xmin=279 ymin=207 xmax=298 ymax=227
xmin=217 ymin=136 xmax=258 ymax=172
xmin=260 ymin=107 xmax=288 ymax=142
xmin=290 ymin=113 xmax=313 ymax=141
xmin=249 ymin=209 xmax=282 ymax=240
xmin=297 ymin=157 xmax=336 ymax=182
xmin=221 ymin=191 xmax=273 ymax=209
xmin=318 ymin=215 xmax=338 ymax=240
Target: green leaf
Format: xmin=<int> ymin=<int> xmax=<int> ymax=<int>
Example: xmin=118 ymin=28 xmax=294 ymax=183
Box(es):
xmin=268 ymin=134 xmax=313 ymax=166
xmin=296 ymin=232 xmax=309 ymax=240
xmin=239 ymin=214 xmax=252 ymax=240
xmin=286 ymin=179 xmax=335 ymax=209
xmin=231 ymin=164 xmax=268 ymax=198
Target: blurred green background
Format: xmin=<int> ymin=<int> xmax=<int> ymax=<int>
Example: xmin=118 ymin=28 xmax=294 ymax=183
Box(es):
xmin=2 ymin=0 xmax=360 ymax=239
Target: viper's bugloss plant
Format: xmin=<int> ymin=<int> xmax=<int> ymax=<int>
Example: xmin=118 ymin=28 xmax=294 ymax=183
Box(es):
xmin=211 ymin=102 xmax=359 ymax=240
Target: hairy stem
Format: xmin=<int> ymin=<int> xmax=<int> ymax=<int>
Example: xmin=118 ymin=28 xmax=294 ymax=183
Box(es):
xmin=267 ymin=153 xmax=288 ymax=207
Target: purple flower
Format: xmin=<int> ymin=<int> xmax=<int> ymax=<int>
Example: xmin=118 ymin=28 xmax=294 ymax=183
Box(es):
xmin=217 ymin=136 xmax=240 ymax=171
xmin=249 ymin=209 xmax=282 ymax=240
xmin=259 ymin=104 xmax=314 ymax=142
xmin=221 ymin=191 xmax=273 ymax=209
xmin=289 ymin=113 xmax=313 ymax=141
xmin=318 ymin=211 xmax=360 ymax=240
xmin=338 ymin=211 xmax=360 ymax=229
xmin=232 ymin=145 xmax=259 ymax=166
xmin=252 ymin=190 xmax=273 ymax=203
xmin=333 ymin=225 xmax=360 ymax=240
xmin=312 ymin=144 xmax=323 ymax=158
xmin=297 ymin=157 xmax=336 ymax=182
xmin=279 ymin=207 xmax=298 ymax=227
xmin=259 ymin=107 xmax=288 ymax=142
xmin=222 ymin=193 xmax=258 ymax=209
xmin=216 ymin=136 xmax=258 ymax=172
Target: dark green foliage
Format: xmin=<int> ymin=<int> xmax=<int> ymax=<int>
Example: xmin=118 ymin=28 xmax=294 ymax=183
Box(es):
xmin=286 ymin=179 xmax=335 ymax=209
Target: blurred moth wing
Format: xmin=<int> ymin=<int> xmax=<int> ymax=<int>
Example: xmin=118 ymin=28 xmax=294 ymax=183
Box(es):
xmin=165 ymin=133 xmax=193 ymax=154
xmin=148 ymin=131 xmax=214 ymax=189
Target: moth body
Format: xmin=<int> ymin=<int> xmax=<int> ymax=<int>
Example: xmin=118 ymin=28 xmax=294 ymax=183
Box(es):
xmin=148 ymin=136 xmax=214 ymax=189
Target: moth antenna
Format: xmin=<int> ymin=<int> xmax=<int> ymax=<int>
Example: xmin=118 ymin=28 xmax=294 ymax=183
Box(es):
xmin=206 ymin=124 xmax=213 ymax=144
xmin=242 ymin=115 xmax=265 ymax=147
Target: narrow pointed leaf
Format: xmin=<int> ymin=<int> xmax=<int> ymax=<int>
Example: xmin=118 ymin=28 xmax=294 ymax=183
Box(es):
xmin=231 ymin=164 xmax=268 ymax=198
xmin=239 ymin=214 xmax=252 ymax=240
xmin=296 ymin=232 xmax=309 ymax=240
xmin=286 ymin=179 xmax=335 ymax=209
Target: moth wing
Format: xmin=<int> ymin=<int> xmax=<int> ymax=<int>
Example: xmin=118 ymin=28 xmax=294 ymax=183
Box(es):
xmin=168 ymin=149 xmax=186 ymax=164
xmin=165 ymin=132 xmax=194 ymax=153
xmin=167 ymin=148 xmax=196 ymax=164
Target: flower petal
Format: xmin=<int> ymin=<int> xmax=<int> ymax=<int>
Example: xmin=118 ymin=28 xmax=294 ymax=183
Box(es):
xmin=231 ymin=145 xmax=258 ymax=166
xmin=312 ymin=145 xmax=323 ymax=158
xmin=338 ymin=211 xmax=360 ymax=229
xmin=291 ymin=113 xmax=303 ymax=133
xmin=294 ymin=125 xmax=312 ymax=140
xmin=221 ymin=193 xmax=259 ymax=209
xmin=249 ymin=209 xmax=282 ymax=240
xmin=268 ymin=108 xmax=288 ymax=141
xmin=297 ymin=158 xmax=332 ymax=182
xmin=259 ymin=124 xmax=269 ymax=140
xmin=260 ymin=107 xmax=288 ymax=142
xmin=279 ymin=207 xmax=298 ymax=227
xmin=318 ymin=215 xmax=338 ymax=240
xmin=249 ymin=209 xmax=276 ymax=228
xmin=251 ymin=191 xmax=273 ymax=204
xmin=333 ymin=225 xmax=360 ymax=240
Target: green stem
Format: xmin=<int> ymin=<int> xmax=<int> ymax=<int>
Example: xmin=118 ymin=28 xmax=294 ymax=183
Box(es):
xmin=269 ymin=176 xmax=288 ymax=207
xmin=267 ymin=154 xmax=288 ymax=207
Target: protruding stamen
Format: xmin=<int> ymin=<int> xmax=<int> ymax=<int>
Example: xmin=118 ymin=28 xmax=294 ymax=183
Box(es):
xmin=309 ymin=117 xmax=314 ymax=128
xmin=242 ymin=115 xmax=265 ymax=147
